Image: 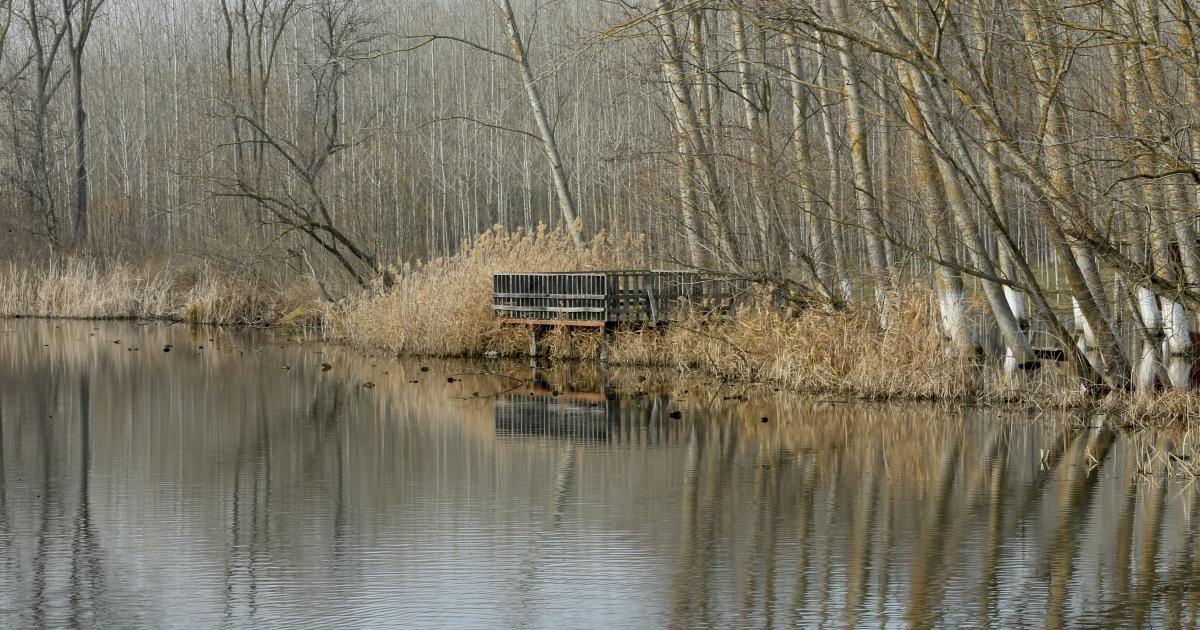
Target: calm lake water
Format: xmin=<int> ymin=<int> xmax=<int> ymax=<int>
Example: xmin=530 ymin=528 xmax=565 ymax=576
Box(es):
xmin=0 ymin=319 xmax=1197 ymax=629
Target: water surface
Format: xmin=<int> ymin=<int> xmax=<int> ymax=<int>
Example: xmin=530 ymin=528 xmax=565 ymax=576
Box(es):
xmin=0 ymin=320 xmax=1197 ymax=629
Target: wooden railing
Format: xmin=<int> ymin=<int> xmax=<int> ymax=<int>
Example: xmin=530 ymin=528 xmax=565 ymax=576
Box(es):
xmin=492 ymin=270 xmax=743 ymax=326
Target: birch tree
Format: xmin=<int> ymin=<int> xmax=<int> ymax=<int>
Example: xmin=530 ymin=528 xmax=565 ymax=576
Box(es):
xmin=495 ymin=0 xmax=583 ymax=248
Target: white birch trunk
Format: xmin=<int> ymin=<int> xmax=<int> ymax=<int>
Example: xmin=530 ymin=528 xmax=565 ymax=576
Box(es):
xmin=496 ymin=0 xmax=583 ymax=248
xmin=785 ymin=37 xmax=838 ymax=303
xmin=1136 ymin=287 xmax=1164 ymax=390
xmin=829 ymin=0 xmax=891 ymax=314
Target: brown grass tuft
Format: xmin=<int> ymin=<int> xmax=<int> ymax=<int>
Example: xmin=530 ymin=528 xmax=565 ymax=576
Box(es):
xmin=1097 ymin=390 xmax=1200 ymax=428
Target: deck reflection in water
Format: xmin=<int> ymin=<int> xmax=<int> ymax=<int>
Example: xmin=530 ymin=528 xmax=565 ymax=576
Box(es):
xmin=0 ymin=319 xmax=1197 ymax=629
xmin=494 ymin=370 xmax=673 ymax=446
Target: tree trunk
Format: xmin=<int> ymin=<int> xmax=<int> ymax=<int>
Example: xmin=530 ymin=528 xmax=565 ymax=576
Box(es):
xmin=67 ymin=3 xmax=94 ymax=246
xmin=829 ymin=0 xmax=891 ymax=314
xmin=898 ymin=66 xmax=975 ymax=354
xmin=673 ymin=117 xmax=704 ymax=266
xmin=814 ymin=34 xmax=850 ymax=301
xmin=654 ymin=0 xmax=741 ymax=269
xmin=496 ymin=0 xmax=583 ymax=248
xmin=731 ymin=10 xmax=770 ymax=267
xmin=785 ymin=37 xmax=839 ymax=304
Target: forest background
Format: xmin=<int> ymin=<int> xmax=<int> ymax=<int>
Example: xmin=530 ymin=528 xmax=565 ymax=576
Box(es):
xmin=2 ymin=0 xmax=1200 ymax=416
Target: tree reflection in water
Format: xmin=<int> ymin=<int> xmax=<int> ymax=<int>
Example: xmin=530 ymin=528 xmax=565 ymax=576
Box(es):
xmin=0 ymin=319 xmax=1197 ymax=629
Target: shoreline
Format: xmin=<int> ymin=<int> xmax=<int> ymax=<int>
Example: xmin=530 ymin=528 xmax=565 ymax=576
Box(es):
xmin=1 ymin=240 xmax=1197 ymax=429
xmin=3 ymin=312 xmax=1195 ymax=429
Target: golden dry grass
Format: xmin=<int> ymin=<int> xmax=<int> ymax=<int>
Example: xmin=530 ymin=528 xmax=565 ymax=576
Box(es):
xmin=605 ymin=292 xmax=980 ymax=401
xmin=1098 ymin=390 xmax=1200 ymax=428
xmin=0 ymin=257 xmax=315 ymax=325
xmin=323 ymin=224 xmax=644 ymax=356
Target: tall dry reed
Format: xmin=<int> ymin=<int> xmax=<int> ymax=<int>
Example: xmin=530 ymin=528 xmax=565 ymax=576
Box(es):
xmin=605 ymin=289 xmax=981 ymax=401
xmin=0 ymin=258 xmax=314 ymax=325
xmin=323 ymin=225 xmax=644 ymax=356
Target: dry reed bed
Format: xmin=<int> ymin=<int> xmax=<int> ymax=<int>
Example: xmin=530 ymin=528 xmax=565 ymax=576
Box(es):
xmin=0 ymin=258 xmax=313 ymax=325
xmin=605 ymin=296 xmax=979 ymax=401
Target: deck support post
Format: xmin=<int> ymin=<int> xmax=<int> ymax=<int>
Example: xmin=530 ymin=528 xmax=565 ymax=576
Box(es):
xmin=529 ymin=325 xmax=544 ymax=357
xmin=600 ymin=324 xmax=614 ymax=363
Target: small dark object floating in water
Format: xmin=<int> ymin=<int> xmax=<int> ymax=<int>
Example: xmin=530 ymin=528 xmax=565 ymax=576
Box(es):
xmin=409 ymin=380 xmax=419 ymax=384
xmin=420 ymin=366 xmax=430 ymax=372
xmin=320 ymin=363 xmax=332 ymax=371
xmin=668 ymin=411 xmax=682 ymax=419
xmin=472 ymin=392 xmax=479 ymax=397
xmin=113 ymin=340 xmax=120 ymax=344
xmin=761 ymin=417 xmax=769 ymax=423
xmin=447 ymin=377 xmax=457 ymax=383
xmin=362 ymin=381 xmax=375 ymax=389
xmin=281 ymin=365 xmax=290 ymax=371
xmin=163 ymin=346 xmax=171 ymax=352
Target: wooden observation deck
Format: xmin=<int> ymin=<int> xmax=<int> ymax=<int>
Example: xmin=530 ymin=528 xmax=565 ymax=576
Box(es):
xmin=492 ymin=270 xmax=738 ymax=328
xmin=492 ymin=270 xmax=744 ymax=358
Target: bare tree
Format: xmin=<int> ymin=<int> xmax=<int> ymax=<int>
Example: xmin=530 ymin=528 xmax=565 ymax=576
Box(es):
xmin=18 ymin=0 xmax=72 ymax=247
xmin=214 ymin=0 xmax=378 ymax=287
xmin=495 ymin=0 xmax=583 ymax=248
xmin=64 ymin=0 xmax=104 ymax=244
xmin=828 ymin=0 xmax=891 ymax=313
